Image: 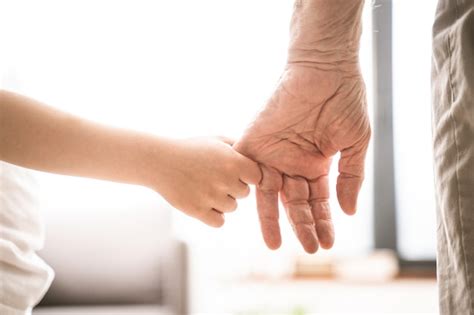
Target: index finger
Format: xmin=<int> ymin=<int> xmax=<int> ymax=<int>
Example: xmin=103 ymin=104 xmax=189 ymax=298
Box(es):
xmin=256 ymin=165 xmax=283 ymax=250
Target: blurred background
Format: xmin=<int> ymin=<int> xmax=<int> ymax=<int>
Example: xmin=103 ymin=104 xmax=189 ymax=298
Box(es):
xmin=0 ymin=0 xmax=439 ymax=314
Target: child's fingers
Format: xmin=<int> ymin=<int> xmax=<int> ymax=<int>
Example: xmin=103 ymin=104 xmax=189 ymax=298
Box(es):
xmin=214 ymin=195 xmax=238 ymax=213
xmin=200 ymin=209 xmax=225 ymax=228
xmin=237 ymin=155 xmax=262 ymax=185
xmin=231 ymin=180 xmax=251 ymax=199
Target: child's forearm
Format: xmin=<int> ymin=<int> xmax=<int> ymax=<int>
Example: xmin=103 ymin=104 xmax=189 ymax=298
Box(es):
xmin=0 ymin=89 xmax=261 ymax=227
xmin=0 ymin=89 xmax=163 ymax=187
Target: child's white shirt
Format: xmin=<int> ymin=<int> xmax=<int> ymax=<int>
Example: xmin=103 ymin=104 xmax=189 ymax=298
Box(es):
xmin=0 ymin=162 xmax=54 ymax=315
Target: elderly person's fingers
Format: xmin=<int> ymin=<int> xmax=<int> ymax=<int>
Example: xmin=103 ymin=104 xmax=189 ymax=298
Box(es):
xmin=337 ymin=135 xmax=370 ymax=215
xmin=309 ymin=175 xmax=334 ymax=249
xmin=281 ymin=175 xmax=319 ymax=254
xmin=256 ymin=165 xmax=283 ymax=250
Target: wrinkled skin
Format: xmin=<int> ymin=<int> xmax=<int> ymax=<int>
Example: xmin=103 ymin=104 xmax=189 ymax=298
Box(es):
xmin=234 ymin=64 xmax=371 ymax=253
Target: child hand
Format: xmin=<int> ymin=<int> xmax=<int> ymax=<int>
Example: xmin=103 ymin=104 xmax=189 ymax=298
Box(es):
xmin=150 ymin=137 xmax=261 ymax=227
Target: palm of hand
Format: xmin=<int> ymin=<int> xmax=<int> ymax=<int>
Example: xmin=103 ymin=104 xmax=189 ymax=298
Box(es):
xmin=234 ymin=65 xmax=370 ymax=253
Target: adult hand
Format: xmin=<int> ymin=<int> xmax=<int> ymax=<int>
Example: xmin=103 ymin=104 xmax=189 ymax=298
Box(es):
xmin=234 ymin=65 xmax=370 ymax=253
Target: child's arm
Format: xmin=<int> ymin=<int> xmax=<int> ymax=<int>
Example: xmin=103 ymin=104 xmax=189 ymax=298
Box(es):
xmin=0 ymin=89 xmax=261 ymax=227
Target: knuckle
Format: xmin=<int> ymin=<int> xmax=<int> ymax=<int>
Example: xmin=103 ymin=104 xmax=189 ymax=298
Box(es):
xmin=215 ymin=180 xmax=230 ymax=193
xmin=223 ymin=160 xmax=237 ymax=174
xmin=193 ymin=207 xmax=207 ymax=220
xmin=209 ymin=187 xmax=225 ymax=201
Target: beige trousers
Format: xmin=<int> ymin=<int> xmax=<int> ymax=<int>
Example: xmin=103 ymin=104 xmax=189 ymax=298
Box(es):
xmin=432 ymin=0 xmax=474 ymax=313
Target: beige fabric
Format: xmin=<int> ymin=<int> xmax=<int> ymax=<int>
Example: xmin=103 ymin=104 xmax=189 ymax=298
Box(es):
xmin=432 ymin=0 xmax=474 ymax=313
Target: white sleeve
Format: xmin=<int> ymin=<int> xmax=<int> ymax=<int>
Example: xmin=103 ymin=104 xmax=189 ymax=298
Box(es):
xmin=0 ymin=162 xmax=54 ymax=315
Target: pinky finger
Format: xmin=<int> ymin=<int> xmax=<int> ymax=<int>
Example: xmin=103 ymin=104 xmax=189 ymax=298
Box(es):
xmin=200 ymin=209 xmax=225 ymax=228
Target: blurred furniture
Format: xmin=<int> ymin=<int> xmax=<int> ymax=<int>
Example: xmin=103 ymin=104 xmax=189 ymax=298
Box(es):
xmin=32 ymin=181 xmax=187 ymax=315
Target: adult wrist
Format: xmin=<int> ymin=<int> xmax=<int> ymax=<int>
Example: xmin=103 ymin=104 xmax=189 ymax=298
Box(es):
xmin=287 ymin=0 xmax=364 ymax=72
